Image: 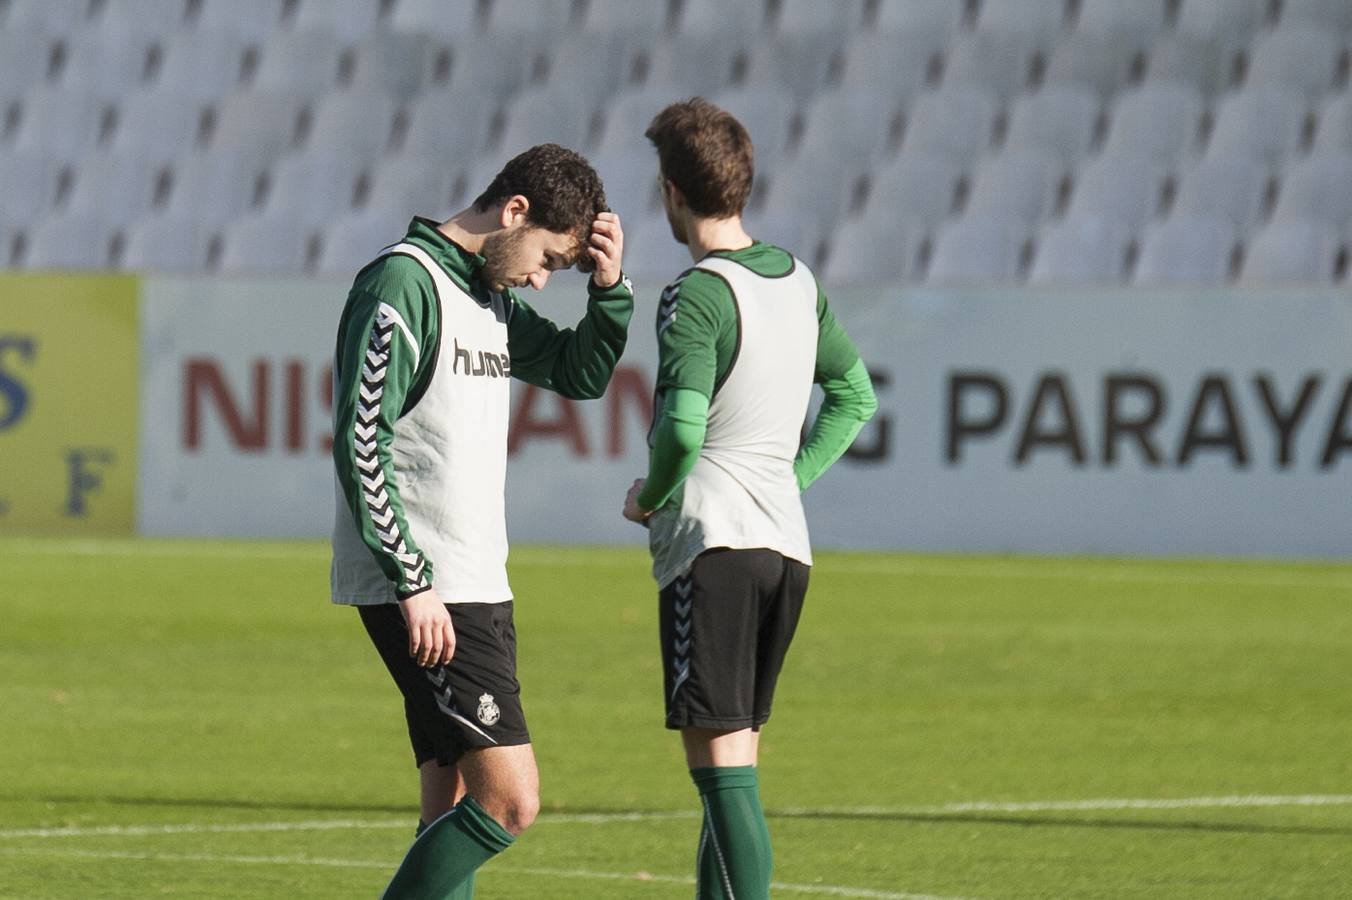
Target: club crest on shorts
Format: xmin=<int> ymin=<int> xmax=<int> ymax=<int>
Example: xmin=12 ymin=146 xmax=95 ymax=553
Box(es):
xmin=476 ymin=693 xmax=500 ymax=726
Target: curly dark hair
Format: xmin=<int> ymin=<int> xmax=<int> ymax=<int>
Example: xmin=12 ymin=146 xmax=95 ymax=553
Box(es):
xmin=645 ymin=98 xmax=754 ymax=219
xmin=472 ymin=143 xmax=607 ymax=272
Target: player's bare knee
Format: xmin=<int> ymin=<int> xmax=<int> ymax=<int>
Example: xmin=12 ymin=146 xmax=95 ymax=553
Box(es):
xmin=502 ymin=788 xmax=539 ymax=834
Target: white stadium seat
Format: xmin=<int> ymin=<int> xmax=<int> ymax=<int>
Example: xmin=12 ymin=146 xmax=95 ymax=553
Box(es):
xmin=388 ymin=0 xmax=480 ymax=39
xmin=641 ymin=31 xmax=741 ymax=96
xmin=347 ymin=32 xmax=438 ymax=99
xmin=963 ymin=150 xmax=1063 ymax=227
xmin=1244 ymin=27 xmax=1346 ymax=99
xmin=208 ymin=89 xmax=307 ymax=164
xmin=1145 ymin=33 xmax=1243 ymax=97
xmin=165 ymin=148 xmax=266 ymax=228
xmin=55 ymin=30 xmax=157 ymax=103
xmin=1240 ymin=217 xmax=1344 ymax=283
xmin=119 ymin=214 xmax=211 ymax=272
xmin=1205 ymin=86 xmax=1309 ymax=165
xmin=775 ymin=0 xmax=866 ymax=37
xmin=217 ymin=213 xmax=313 ymax=273
xmin=1075 ymin=0 xmax=1168 ymax=45
xmin=1279 ymin=0 xmax=1352 ymax=31
xmin=545 ymin=32 xmax=642 ymax=98
xmin=796 ymin=86 xmax=902 ymax=166
xmin=149 ymin=30 xmax=250 ymax=102
xmin=1171 ymin=154 xmax=1272 ymax=232
xmin=588 ymin=85 xmax=675 ymax=156
xmin=21 ymin=214 xmax=114 ymax=270
xmin=1003 ymin=85 xmax=1101 ymax=165
xmin=820 ymin=212 xmax=927 ymax=283
xmin=622 ymin=213 xmax=694 ymax=277
xmin=483 ymin=0 xmax=576 ymax=36
xmin=251 ymin=29 xmax=346 ymax=96
xmin=363 ymin=159 xmax=460 ymax=221
xmin=93 ymin=0 xmax=193 ymax=39
xmin=1271 ymin=151 xmax=1352 ymax=228
xmin=759 ymin=148 xmax=862 ymax=232
xmin=11 ymin=86 xmax=106 ymax=163
xmin=3 ymin=0 xmax=89 ymax=35
xmin=1132 ymin=214 xmax=1237 ymax=285
xmin=925 ymin=216 xmax=1028 ymax=284
xmin=873 ymin=0 xmax=965 ymax=35
xmin=0 ymin=151 xmax=64 ymax=222
xmin=1028 ymin=214 xmax=1132 ymax=284
xmin=262 ymin=151 xmax=366 ymax=228
xmin=839 ymin=30 xmax=944 ymax=101
xmin=314 ymin=207 xmax=410 ymax=275
xmin=106 ymin=90 xmax=206 ymax=164
xmin=302 ymin=89 xmax=399 ymax=163
xmin=291 ymin=0 xmax=385 ymax=42
xmin=709 ymin=85 xmax=799 ymax=166
xmin=494 ymin=87 xmax=592 ymax=155
xmin=1065 ymin=153 xmax=1168 ymax=230
xmin=1097 ymin=82 xmax=1205 ymax=162
xmin=864 ymin=152 xmax=962 ymax=229
xmin=397 ymin=93 xmax=491 ymax=160
xmin=189 ymin=0 xmax=288 ymax=42
xmin=586 ymin=147 xmax=661 ymax=223
xmin=0 ymin=29 xmax=54 ymax=100
xmin=676 ymin=0 xmax=766 ymax=36
xmin=1314 ymin=92 xmax=1352 ymax=154
xmin=446 ymin=33 xmax=546 ymax=101
xmin=1176 ymin=0 xmax=1269 ymax=42
xmin=64 ymin=152 xmax=163 ymax=223
xmin=1043 ymin=33 xmax=1143 ymax=96
xmin=902 ymin=85 xmax=999 ymax=165
xmin=579 ymin=0 xmax=670 ymax=36
xmin=976 ymin=0 xmax=1069 ymax=39
xmin=742 ymin=34 xmax=846 ymax=100
xmin=943 ymin=30 xmax=1043 ymax=99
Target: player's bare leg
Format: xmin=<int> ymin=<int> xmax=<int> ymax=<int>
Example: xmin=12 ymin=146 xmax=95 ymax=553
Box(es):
xmin=456 ymin=744 xmax=541 ymax=835
xmin=419 ymin=760 xmax=469 ymax=823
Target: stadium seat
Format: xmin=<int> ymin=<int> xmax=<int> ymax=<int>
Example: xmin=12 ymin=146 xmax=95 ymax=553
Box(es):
xmin=742 ymin=33 xmax=846 ymax=100
xmin=1176 ymin=0 xmax=1269 ymax=42
xmin=1003 ymin=84 xmax=1101 ymax=165
xmin=164 ymin=148 xmax=266 ymax=228
xmin=1171 ymin=154 xmax=1273 ymax=233
xmin=744 ymin=216 xmax=822 ymax=267
xmin=64 ymin=152 xmax=163 ymax=223
xmin=54 ymin=29 xmax=157 ymax=103
xmin=622 ymin=213 xmax=694 ymax=277
xmin=1100 ymin=83 xmax=1205 ymax=163
xmin=640 ymin=31 xmax=741 ymax=96
xmin=838 ymin=30 xmax=945 ymax=101
xmin=106 ymin=90 xmax=207 ymax=164
xmin=774 ymin=0 xmax=866 ymax=37
xmin=208 ymin=89 xmax=307 ymax=164
xmin=975 ymin=0 xmax=1069 ymax=38
xmin=709 ymin=85 xmax=799 ymax=166
xmin=1027 ymin=214 xmax=1132 ymax=284
xmin=302 ymin=89 xmax=399 ymax=163
xmin=251 ymin=29 xmax=346 ymax=96
xmin=346 ymin=31 xmax=437 ymax=99
xmin=1205 ymin=86 xmax=1310 ymax=164
xmin=1043 ymin=33 xmax=1143 ymax=96
xmin=314 ymin=206 xmax=411 ymax=275
xmin=1065 ymin=153 xmax=1168 ymax=230
xmin=584 ymin=86 xmax=673 ymax=156
xmin=10 ymin=86 xmax=106 ymax=163
xmin=493 ymin=87 xmax=593 ymax=155
xmin=796 ymin=86 xmax=903 ymax=166
xmin=92 ymin=0 xmax=193 ymax=38
xmin=0 ymin=29 xmax=54 ymax=101
xmin=119 ymin=213 xmax=211 ymax=272
xmin=1279 ymin=0 xmax=1352 ymax=31
xmin=759 ymin=147 xmax=862 ymax=232
xmin=1244 ymin=28 xmax=1347 ymax=99
xmin=963 ymin=150 xmax=1063 ymax=227
xmin=453 ymin=153 xmax=516 ymax=209
xmin=545 ymin=32 xmax=643 ymax=98
xmin=1074 ymin=0 xmax=1168 ymax=44
xmin=863 ymin=151 xmax=962 ymax=229
xmin=362 ymin=158 xmax=461 ymax=222
xmin=20 ymin=214 xmax=114 ymax=270
xmin=2 ymin=0 xmax=89 ymax=35
xmin=675 ymin=0 xmax=766 ymax=36
xmin=942 ymin=30 xmax=1043 ymax=99
xmin=387 ymin=0 xmax=480 ymax=38
xmin=483 ymin=0 xmax=576 ymax=36
xmin=217 ymin=212 xmax=313 ymax=272
xmin=586 ymin=147 xmax=660 ymax=223
xmin=925 ymin=216 xmax=1029 ymax=284
xmin=0 ymin=219 xmax=18 ymax=267
xmin=1145 ymin=33 xmax=1243 ymax=97
xmin=1239 ymin=217 xmax=1344 ymax=283
xmin=189 ymin=0 xmax=288 ymax=41
xmin=148 ymin=29 xmax=250 ymax=102
xmin=397 ymin=93 xmax=491 ymax=160
xmin=819 ymin=212 xmax=927 ymax=283
xmin=873 ymin=0 xmax=966 ymax=35
xmin=1314 ymin=92 xmax=1352 ymax=154
xmin=445 ymin=33 xmax=546 ymax=101
xmin=901 ymin=85 xmax=999 ymax=166
xmin=1271 ymin=151 xmax=1352 ymax=228
xmin=262 ymin=151 xmax=366 ymax=228
xmin=291 ymin=0 xmax=385 ymax=41
xmin=578 ymin=0 xmax=671 ymax=36
xmin=1132 ymin=214 xmax=1237 ymax=285
xmin=0 ymin=151 xmax=64 ymax=223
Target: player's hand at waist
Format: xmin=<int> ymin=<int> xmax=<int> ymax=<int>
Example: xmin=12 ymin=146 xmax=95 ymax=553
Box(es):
xmin=623 ymin=477 xmax=655 ymax=526
xmin=588 ymin=212 xmax=625 ymax=289
xmin=398 ymin=589 xmax=455 ymax=667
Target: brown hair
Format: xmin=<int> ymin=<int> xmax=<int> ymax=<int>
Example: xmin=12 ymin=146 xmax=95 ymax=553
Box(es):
xmin=473 ymin=143 xmax=607 ymax=271
xmin=645 ymin=98 xmax=754 ymax=218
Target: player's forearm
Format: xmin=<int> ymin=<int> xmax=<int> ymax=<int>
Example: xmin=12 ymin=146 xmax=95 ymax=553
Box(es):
xmin=510 ymin=277 xmax=634 ymax=399
xmin=794 ymin=359 xmax=877 ymax=491
xmin=636 ymin=388 xmax=709 ymax=511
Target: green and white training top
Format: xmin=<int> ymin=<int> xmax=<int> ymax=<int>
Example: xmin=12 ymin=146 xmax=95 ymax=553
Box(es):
xmin=639 ymin=242 xmax=877 ymax=588
xmin=331 ymin=217 xmax=633 ymax=605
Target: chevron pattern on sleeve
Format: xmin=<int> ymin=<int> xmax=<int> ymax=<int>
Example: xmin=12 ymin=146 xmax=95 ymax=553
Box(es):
xmin=355 ymin=304 xmax=429 ymax=595
xmin=657 ymin=274 xmax=687 ymax=335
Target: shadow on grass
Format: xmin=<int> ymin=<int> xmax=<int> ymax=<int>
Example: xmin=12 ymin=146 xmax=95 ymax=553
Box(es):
xmin=773 ymin=809 xmax=1352 ymax=838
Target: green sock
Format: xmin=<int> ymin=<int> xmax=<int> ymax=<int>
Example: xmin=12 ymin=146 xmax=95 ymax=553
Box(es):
xmin=413 ymin=821 xmax=476 ymax=899
xmin=381 ymin=798 xmax=510 ymax=899
xmin=690 ymin=766 xmax=773 ymax=900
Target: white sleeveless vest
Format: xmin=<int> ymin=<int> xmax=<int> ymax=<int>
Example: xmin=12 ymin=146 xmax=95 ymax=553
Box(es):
xmin=331 ymin=242 xmax=514 ymax=605
xmin=648 ymin=254 xmax=820 ymax=588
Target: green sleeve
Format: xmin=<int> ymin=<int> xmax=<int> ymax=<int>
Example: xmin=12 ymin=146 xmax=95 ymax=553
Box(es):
xmin=506 ymin=275 xmax=634 ymax=399
xmin=636 ymin=388 xmax=709 ymax=511
xmin=331 ymin=258 xmax=440 ymax=598
xmin=794 ymin=288 xmax=878 ymax=491
xmin=653 ymin=270 xmax=737 ymax=399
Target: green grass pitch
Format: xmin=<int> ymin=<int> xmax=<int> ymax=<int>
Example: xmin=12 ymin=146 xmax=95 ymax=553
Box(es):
xmin=1 ymin=538 xmax=1350 ymax=899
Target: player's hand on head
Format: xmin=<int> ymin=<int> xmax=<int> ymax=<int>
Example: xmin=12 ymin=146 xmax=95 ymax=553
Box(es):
xmin=588 ymin=212 xmax=624 ymax=290
xmin=398 ymin=589 xmax=456 ymax=667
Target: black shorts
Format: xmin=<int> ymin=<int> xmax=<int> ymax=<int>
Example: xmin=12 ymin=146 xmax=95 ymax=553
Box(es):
xmin=659 ymin=548 xmax=810 ymax=731
xmin=359 ymin=600 xmax=530 ymax=768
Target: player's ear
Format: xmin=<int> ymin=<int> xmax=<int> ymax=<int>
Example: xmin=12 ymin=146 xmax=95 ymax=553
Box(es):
xmin=500 ymin=195 xmax=531 ymax=229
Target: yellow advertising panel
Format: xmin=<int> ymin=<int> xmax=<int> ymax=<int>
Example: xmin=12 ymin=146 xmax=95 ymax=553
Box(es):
xmin=0 ymin=275 xmax=139 ymax=536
